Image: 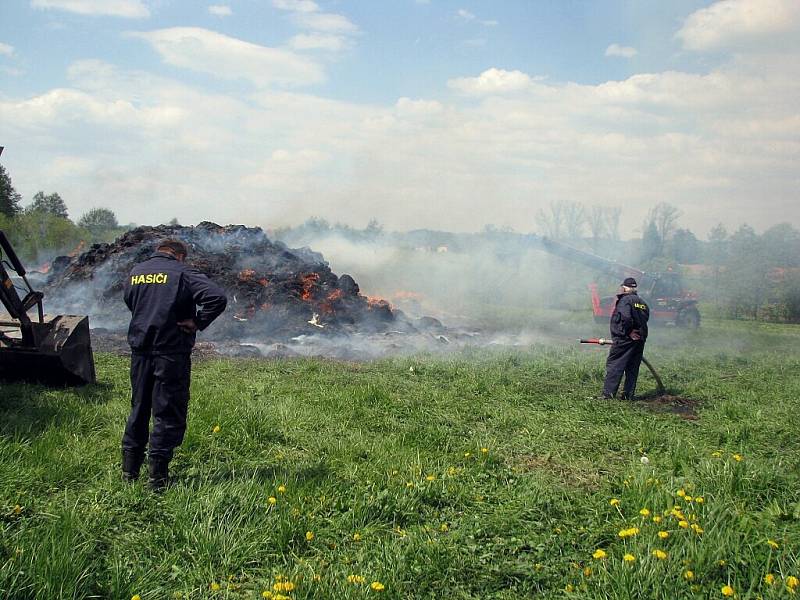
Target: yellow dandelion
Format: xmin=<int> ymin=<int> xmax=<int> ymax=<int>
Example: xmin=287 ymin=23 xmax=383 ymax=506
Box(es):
xmin=464 ymin=452 xmax=471 ymax=458
xmin=652 ymin=549 xmax=668 ymax=560
xmin=787 ymin=576 xmax=799 ymax=589
xmin=406 ymin=481 xmax=414 ymax=488
xmin=273 ymin=581 xmax=295 ymax=592
xmin=481 ymin=447 xmax=489 ymax=454
xmin=212 ymin=424 xmax=221 ymax=433
xmin=623 ymin=553 xmax=635 ymax=563
xmin=210 ymin=582 xmax=221 ymax=591
xmin=13 ymin=505 xmax=22 ymax=515
xmin=696 ymin=496 xmax=704 ymax=504
xmin=691 ymin=524 xmax=704 ymax=534
xmin=653 ymin=515 xmax=662 ymax=523
xmin=639 ymin=508 xmax=651 ymax=517
xmin=732 ymin=453 xmax=743 ymax=462
xmin=685 ymin=571 xmax=695 ymax=581
xmin=565 ymin=584 xmax=574 ymax=593
xmin=678 ymin=520 xmax=689 ymax=529
xmin=267 ymin=496 xmax=277 ymax=505
xmin=677 ymin=489 xmax=687 ymax=498
xmin=347 ymin=575 xmax=366 ymax=584
xmin=685 ymin=496 xmax=693 ymax=502
xmin=305 ymin=531 xmax=315 ymax=541
xmin=658 ymin=531 xmax=669 ymax=539
xmin=583 ymin=566 xmax=592 ymax=577
xmin=712 ymin=451 xmax=722 ymax=458
xmin=718 ymin=560 xmax=727 ymax=567
xmin=767 ymin=539 xmax=779 ymax=549
xmin=132 ymin=596 xmax=142 ymax=600
xmin=262 ymin=592 xmax=273 ymax=599
xmin=425 ymin=474 xmax=436 ymax=481
xmin=721 ymin=584 xmax=735 ymax=597
xmin=609 ymin=498 xmax=620 ymax=507
xmin=277 ymin=484 xmax=286 ymax=494
xmin=440 ymin=523 xmax=449 ymax=532
xmin=592 ymin=549 xmax=607 ymax=560
xmin=353 ymin=532 xmax=362 ymax=541
xmin=370 ymin=581 xmax=385 ymax=591
xmin=764 ymin=574 xmax=775 ymax=586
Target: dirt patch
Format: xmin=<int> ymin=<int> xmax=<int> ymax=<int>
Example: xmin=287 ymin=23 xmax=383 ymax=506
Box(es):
xmin=637 ymin=394 xmax=702 ymax=420
xmin=508 ymin=453 xmax=603 ymax=491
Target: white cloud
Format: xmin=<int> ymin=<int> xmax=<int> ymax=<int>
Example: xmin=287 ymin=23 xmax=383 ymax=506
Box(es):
xmin=30 ymin=0 xmax=150 ymax=18
xmin=273 ymin=0 xmax=318 ymax=12
xmin=448 ymin=68 xmax=533 ymax=95
xmin=129 ymin=27 xmax=324 ymax=87
xmin=605 ymin=43 xmax=637 ymax=58
xmin=395 ymin=97 xmax=444 ymax=117
xmin=208 ymin=5 xmax=232 ymax=17
xmin=289 ymin=33 xmax=348 ymax=51
xmin=0 ymin=42 xmax=14 ymax=56
xmin=293 ymin=12 xmax=358 ymax=34
xmin=456 ymin=8 xmax=497 ymax=26
xmin=676 ymin=0 xmax=800 ymax=51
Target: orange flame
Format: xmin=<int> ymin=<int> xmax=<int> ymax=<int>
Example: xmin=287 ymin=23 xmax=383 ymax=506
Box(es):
xmin=38 ymin=262 xmax=52 ymax=274
xmin=300 ymin=273 xmax=319 ymax=301
xmin=366 ymin=296 xmax=392 ymax=310
xmin=68 ymin=240 xmax=86 ymax=257
xmin=238 ymin=269 xmax=257 ymax=282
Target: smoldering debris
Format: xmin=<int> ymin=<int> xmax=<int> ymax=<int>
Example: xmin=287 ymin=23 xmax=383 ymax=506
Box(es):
xmin=43 ymin=222 xmax=443 ymax=345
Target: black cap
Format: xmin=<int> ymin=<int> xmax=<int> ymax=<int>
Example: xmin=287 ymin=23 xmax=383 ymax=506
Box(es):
xmin=622 ymin=277 xmax=637 ymax=288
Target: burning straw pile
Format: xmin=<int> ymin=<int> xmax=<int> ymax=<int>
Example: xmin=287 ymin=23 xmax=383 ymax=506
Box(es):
xmin=45 ymin=222 xmax=435 ymax=343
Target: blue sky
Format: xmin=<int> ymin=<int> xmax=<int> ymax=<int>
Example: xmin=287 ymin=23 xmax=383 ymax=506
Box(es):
xmin=1 ymin=0 xmax=798 ymax=236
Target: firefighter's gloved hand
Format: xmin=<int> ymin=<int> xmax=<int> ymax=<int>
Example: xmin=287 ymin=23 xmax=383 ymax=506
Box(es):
xmin=177 ymin=319 xmax=198 ymax=334
xmin=630 ymin=329 xmax=642 ymax=341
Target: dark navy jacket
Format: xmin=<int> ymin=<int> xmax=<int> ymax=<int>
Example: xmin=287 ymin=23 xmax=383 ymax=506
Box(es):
xmin=124 ymin=252 xmax=227 ymax=354
xmin=610 ymin=292 xmax=650 ymax=341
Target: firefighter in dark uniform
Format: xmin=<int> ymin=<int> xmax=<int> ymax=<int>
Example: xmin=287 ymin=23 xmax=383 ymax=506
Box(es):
xmin=121 ymin=239 xmax=227 ymax=489
xmin=602 ymin=277 xmax=650 ymax=399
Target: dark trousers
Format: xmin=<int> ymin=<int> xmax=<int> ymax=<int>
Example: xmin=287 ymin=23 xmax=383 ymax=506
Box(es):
xmin=602 ymin=339 xmax=645 ymax=398
xmin=122 ymin=353 xmax=191 ymax=461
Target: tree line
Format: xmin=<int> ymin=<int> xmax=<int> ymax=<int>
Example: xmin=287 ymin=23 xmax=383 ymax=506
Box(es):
xmin=0 ymin=162 xmax=124 ymax=263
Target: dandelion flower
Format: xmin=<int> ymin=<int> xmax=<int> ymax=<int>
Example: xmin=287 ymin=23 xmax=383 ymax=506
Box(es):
xmin=712 ymin=451 xmax=722 ymax=458
xmin=658 ymin=531 xmax=669 ymax=539
xmin=277 ymin=485 xmax=286 ymax=494
xmin=764 ymin=574 xmax=775 ymax=585
xmin=696 ymin=497 xmax=705 ymax=504
xmin=212 ymin=424 xmax=221 ymax=434
xmin=481 ymin=447 xmax=489 ymax=454
xmin=132 ymin=596 xmax=142 ymax=600
xmin=639 ymin=508 xmax=651 ymax=517
xmin=721 ymin=584 xmax=735 ymax=596
xmin=370 ymin=581 xmax=385 ymax=591
xmin=406 ymin=481 xmax=414 ymax=488
xmin=262 ymin=592 xmax=273 ymax=599
xmin=767 ymin=540 xmax=779 ymax=549
xmin=609 ymin=498 xmax=620 ymax=507
xmin=684 ymin=571 xmax=694 ymax=580
xmin=583 ymin=566 xmax=592 ymax=577
xmin=691 ymin=524 xmax=704 ymax=534
xmin=677 ymin=489 xmax=687 ymax=498
xmin=787 ymin=576 xmax=799 ymax=589
xmin=732 ymin=454 xmax=743 ymax=462
xmin=592 ymin=549 xmax=607 ymax=560
xmin=565 ymin=584 xmax=574 ymax=593
xmin=440 ymin=523 xmax=449 ymax=532
xmin=652 ymin=549 xmax=668 ymax=560
xmin=425 ymin=474 xmax=436 ymax=481
xmin=623 ymin=553 xmax=635 ymax=563
xmin=678 ymin=520 xmax=689 ymax=529
xmin=347 ymin=575 xmax=365 ymax=584
xmin=210 ymin=582 xmax=221 ymax=591
xmin=353 ymin=532 xmax=362 ymax=541
xmin=13 ymin=505 xmax=21 ymax=515
xmin=267 ymin=496 xmax=277 ymax=505
xmin=685 ymin=496 xmax=694 ymax=502
xmin=653 ymin=516 xmax=662 ymax=523
xmin=306 ymin=531 xmax=315 ymax=541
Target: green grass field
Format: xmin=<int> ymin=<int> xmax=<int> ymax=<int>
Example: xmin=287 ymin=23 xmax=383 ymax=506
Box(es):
xmin=2 ymin=319 xmax=799 ymax=599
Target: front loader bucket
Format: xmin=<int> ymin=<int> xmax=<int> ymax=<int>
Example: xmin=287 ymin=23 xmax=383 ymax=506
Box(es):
xmin=0 ymin=315 xmax=96 ymax=386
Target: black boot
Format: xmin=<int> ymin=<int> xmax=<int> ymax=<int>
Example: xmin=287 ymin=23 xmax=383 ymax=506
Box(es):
xmin=148 ymin=457 xmax=170 ymax=491
xmin=122 ymin=450 xmax=145 ymax=483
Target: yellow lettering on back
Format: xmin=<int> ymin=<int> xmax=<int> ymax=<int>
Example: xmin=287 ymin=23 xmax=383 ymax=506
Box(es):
xmin=131 ymin=272 xmax=169 ymax=285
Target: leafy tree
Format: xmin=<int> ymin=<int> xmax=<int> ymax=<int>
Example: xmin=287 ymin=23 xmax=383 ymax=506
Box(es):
xmin=28 ymin=191 xmax=69 ymax=219
xmin=0 ymin=163 xmax=22 ymax=217
xmin=670 ymin=228 xmax=700 ymax=264
xmin=640 ymin=221 xmax=661 ymax=261
xmin=78 ymin=207 xmax=118 ymax=237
